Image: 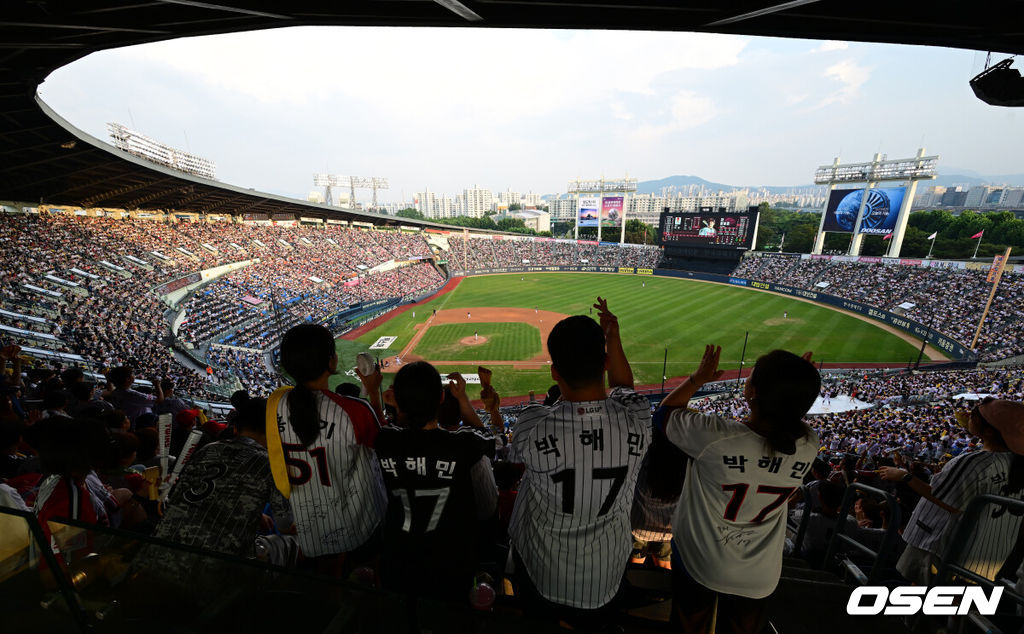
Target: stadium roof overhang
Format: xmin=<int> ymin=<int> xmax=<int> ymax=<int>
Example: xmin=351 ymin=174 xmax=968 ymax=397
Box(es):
xmin=2 ymin=1 xmax=1021 ymax=227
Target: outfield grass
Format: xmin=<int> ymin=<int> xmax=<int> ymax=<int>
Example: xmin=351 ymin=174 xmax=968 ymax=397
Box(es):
xmin=414 ymin=322 xmax=541 ymax=361
xmin=333 ymin=273 xmax=923 ymax=398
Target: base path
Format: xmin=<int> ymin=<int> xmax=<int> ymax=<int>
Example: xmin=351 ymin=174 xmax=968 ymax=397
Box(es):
xmin=379 ymin=307 xmax=569 ymax=372
xmin=341 ymin=276 xmax=463 ymax=341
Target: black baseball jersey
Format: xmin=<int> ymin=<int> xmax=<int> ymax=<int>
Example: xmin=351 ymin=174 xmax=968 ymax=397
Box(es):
xmin=375 ymin=425 xmax=495 ymax=596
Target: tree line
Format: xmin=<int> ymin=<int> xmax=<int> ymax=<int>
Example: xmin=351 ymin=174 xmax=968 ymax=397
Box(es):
xmin=395 ymin=207 xmax=659 ymax=244
xmin=754 ymin=203 xmax=1024 ymax=258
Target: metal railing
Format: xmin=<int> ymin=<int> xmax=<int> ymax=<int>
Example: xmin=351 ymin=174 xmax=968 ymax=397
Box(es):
xmin=823 ymin=483 xmax=903 ymax=585
xmin=932 ymin=494 xmax=1024 ymax=634
xmin=786 ymin=484 xmax=813 ymax=558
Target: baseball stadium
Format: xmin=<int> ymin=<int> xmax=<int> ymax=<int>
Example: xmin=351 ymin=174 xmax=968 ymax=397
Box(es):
xmin=1 ymin=4 xmax=1023 ymax=634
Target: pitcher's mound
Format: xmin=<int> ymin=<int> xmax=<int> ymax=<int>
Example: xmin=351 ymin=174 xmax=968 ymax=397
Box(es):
xmin=460 ymin=336 xmax=489 ymax=346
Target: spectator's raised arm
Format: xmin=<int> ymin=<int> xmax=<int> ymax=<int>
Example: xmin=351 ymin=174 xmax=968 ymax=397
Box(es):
xmin=593 ymin=296 xmax=632 ymax=389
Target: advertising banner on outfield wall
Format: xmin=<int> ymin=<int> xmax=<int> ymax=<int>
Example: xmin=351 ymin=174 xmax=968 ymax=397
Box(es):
xmin=449 ymin=266 xmax=974 ymax=361
xmin=577 ymin=196 xmax=600 ymax=228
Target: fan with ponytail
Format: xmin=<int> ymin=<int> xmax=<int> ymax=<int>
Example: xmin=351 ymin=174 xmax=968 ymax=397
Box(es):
xmin=280 ymin=324 xmax=335 ymax=447
xmin=748 ymin=350 xmax=821 ymax=455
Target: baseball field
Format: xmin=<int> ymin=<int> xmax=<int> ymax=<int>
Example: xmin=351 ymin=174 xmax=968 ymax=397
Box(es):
xmin=333 ymin=273 xmax=932 ymax=399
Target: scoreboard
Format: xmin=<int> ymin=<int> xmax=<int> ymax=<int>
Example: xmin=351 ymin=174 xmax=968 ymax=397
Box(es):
xmin=658 ymin=209 xmax=758 ymax=250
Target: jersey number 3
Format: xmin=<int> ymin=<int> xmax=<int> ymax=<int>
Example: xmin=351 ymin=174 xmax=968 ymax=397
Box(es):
xmin=721 ymin=484 xmax=795 ymax=523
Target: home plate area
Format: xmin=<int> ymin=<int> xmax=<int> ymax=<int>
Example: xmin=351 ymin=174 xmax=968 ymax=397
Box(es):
xmin=379 ymin=307 xmax=568 ymax=370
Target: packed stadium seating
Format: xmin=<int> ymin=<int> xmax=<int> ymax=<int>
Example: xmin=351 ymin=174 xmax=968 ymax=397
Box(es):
xmin=732 ymin=255 xmax=1024 ymax=361
xmin=2 ymin=348 xmax=1021 ymax=632
xmin=0 ymin=212 xmax=444 ymax=399
xmin=446 ymin=235 xmax=663 ymax=270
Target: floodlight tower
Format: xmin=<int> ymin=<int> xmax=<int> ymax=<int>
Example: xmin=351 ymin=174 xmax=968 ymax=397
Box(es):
xmin=313 ymin=174 xmax=350 ymax=207
xmin=313 ymin=174 xmax=389 ymax=210
xmin=567 ymin=176 xmax=638 ymax=242
xmin=811 ymin=148 xmax=938 ymax=257
xmin=349 ymin=177 xmax=390 ymax=210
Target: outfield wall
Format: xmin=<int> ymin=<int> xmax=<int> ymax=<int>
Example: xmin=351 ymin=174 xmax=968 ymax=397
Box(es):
xmin=450 ymin=265 xmax=974 ymax=361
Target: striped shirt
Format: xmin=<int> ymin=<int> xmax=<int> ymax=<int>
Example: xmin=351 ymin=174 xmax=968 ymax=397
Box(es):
xmin=275 ymin=390 xmax=387 ymax=557
xmin=902 ymin=450 xmax=1022 ymax=580
xmin=509 ymin=387 xmax=652 ymax=609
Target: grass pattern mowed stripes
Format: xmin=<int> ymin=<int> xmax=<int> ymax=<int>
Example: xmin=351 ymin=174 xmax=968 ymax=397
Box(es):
xmin=344 ymin=273 xmax=922 ymax=397
xmin=413 ymin=322 xmax=542 ymax=361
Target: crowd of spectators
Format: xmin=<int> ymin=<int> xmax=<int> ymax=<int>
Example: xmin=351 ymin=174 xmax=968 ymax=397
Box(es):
xmin=732 ymin=255 xmax=1024 ymax=361
xmin=688 ymin=367 xmax=1023 ymax=464
xmin=446 ymin=235 xmax=662 ymax=270
xmin=0 ymin=211 xmax=444 ymax=400
xmin=2 ymin=311 xmax=1021 ymax=631
xmin=205 ymin=346 xmax=277 ymax=397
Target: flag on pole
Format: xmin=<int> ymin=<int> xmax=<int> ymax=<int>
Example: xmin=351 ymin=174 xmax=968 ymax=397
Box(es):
xmin=927 ymin=232 xmax=937 ymax=240
xmin=971 ymin=230 xmax=985 ymax=239
xmin=882 ymin=233 xmax=892 ymax=240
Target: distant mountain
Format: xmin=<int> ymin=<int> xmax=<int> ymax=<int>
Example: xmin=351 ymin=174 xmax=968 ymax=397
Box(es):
xmin=931 ymin=174 xmax=989 ymax=188
xmin=637 ymin=171 xmax=1024 ymax=196
xmin=637 ymin=175 xmax=819 ymax=196
xmin=934 ymin=168 xmax=1024 ymax=187
xmin=636 ymin=175 xmax=736 ymax=194
xmin=990 ymin=174 xmax=1024 ymax=186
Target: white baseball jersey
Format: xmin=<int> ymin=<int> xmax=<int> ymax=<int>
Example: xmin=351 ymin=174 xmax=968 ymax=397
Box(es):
xmin=509 ymin=387 xmax=652 ymax=609
xmin=275 ymin=390 xmax=387 ymax=557
xmin=902 ymin=450 xmax=1022 ymax=581
xmin=665 ymin=409 xmax=819 ymax=599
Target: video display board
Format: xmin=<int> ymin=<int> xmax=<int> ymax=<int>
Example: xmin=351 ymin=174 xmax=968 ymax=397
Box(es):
xmin=577 ymin=196 xmax=600 ymax=227
xmin=600 ymin=196 xmax=623 ymax=228
xmin=822 ymin=187 xmax=906 ymax=234
xmin=658 ymin=211 xmax=758 ymax=249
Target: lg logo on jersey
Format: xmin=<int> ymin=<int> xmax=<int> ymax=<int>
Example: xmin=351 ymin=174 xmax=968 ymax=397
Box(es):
xmin=847 ymin=586 xmax=1003 ymax=616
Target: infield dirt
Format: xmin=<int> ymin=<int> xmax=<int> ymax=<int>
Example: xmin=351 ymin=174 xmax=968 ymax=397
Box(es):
xmin=378 ymin=307 xmax=567 ymax=372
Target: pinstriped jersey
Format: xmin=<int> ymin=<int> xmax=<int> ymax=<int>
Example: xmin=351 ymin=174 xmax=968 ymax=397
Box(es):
xmin=275 ymin=390 xmax=387 ymax=556
xmin=509 ymin=387 xmax=652 ymax=609
xmin=666 ymin=410 xmax=818 ymax=599
xmin=902 ymin=450 xmax=1022 ymax=580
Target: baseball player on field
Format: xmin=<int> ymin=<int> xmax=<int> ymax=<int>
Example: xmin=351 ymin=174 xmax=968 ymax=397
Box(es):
xmin=509 ymin=297 xmax=651 ymax=630
xmin=657 ymin=345 xmax=820 ymax=633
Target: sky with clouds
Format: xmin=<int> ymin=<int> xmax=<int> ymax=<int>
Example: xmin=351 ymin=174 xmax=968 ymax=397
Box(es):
xmin=39 ymin=27 xmax=1020 ymax=203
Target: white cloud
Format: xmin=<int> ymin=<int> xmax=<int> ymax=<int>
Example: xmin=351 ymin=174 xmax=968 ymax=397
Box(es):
xmin=815 ymin=59 xmax=870 ymax=107
xmin=610 ymin=102 xmax=633 ymax=120
xmin=631 ymin=91 xmax=717 ymax=140
xmin=120 ymin=26 xmax=747 ymax=124
xmin=814 ymin=41 xmax=849 ymax=53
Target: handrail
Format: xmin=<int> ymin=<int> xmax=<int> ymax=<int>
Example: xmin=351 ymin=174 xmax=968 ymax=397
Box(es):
xmin=786 ymin=484 xmax=813 ymax=558
xmin=935 ymin=494 xmax=1024 ymax=607
xmin=823 ymin=482 xmax=903 ymax=584
xmin=0 ymin=506 xmax=93 ymax=633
